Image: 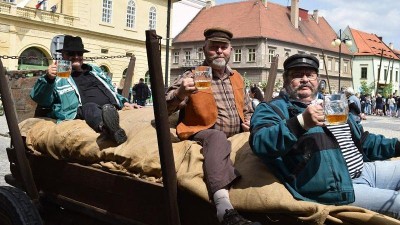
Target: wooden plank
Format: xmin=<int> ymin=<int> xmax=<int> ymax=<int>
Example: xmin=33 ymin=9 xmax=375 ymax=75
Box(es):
xmin=28 ymin=155 xmax=167 ymax=225
xmin=122 ymin=56 xmax=136 ymax=98
xmin=264 ymin=55 xmax=279 ymax=102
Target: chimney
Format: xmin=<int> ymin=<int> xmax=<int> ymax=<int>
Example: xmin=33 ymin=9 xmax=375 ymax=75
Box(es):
xmin=389 ymin=42 xmax=394 ymax=49
xmin=313 ymin=9 xmax=319 ymax=24
xmin=262 ymin=0 xmax=268 ymax=7
xmin=205 ymin=1 xmax=213 ymax=9
xmin=290 ymin=0 xmax=299 ymax=29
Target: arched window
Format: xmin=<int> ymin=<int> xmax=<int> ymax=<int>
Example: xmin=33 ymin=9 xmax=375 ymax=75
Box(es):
xmin=148 ymin=6 xmax=156 ymax=30
xmin=18 ymin=47 xmax=49 ymax=70
xmin=144 ymin=71 xmax=150 ymax=85
xmin=126 ymin=0 xmax=135 ymax=29
xmin=100 ymin=65 xmax=111 ymax=77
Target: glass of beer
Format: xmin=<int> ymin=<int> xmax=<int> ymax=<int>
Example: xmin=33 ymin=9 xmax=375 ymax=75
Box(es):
xmin=57 ymin=60 xmax=72 ymax=78
xmin=324 ymin=94 xmax=348 ymax=125
xmin=194 ymin=66 xmax=212 ymax=90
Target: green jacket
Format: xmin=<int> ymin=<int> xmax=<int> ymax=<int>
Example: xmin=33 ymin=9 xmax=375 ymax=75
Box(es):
xmin=249 ymin=94 xmax=400 ymax=205
xmin=30 ymin=64 xmax=127 ymax=123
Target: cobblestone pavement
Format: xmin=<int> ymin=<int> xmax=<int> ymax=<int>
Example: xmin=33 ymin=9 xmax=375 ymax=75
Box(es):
xmin=1 ymin=114 xmax=400 ymax=187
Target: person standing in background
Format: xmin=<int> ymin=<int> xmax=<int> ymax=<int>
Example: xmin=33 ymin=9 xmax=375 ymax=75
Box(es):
xmin=132 ymin=78 xmax=151 ymax=106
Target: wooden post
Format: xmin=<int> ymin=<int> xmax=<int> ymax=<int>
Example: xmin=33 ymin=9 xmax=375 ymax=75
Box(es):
xmin=264 ymin=55 xmax=279 ymax=102
xmin=122 ymin=55 xmax=136 ymax=98
xmin=0 ymin=59 xmax=39 ymax=201
xmin=145 ymin=30 xmax=181 ymax=225
xmin=376 ymin=49 xmax=384 ymax=95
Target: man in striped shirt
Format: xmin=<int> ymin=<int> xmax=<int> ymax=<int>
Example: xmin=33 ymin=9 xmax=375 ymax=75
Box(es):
xmin=250 ymin=53 xmax=400 ymax=219
xmin=166 ymin=28 xmax=257 ymax=225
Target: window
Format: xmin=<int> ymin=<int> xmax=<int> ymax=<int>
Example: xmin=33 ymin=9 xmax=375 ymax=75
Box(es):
xmin=319 ymin=58 xmax=324 ymax=70
xmin=334 ymin=60 xmax=339 ymax=72
xmin=185 ymin=50 xmax=191 ymax=61
xmin=149 ymin=6 xmax=156 ymax=30
xmin=196 ymin=48 xmax=203 ymax=60
xmin=101 ymin=49 xmax=109 ymax=54
xmin=247 ymin=48 xmax=255 ymax=62
xmin=18 ymin=47 xmax=49 ymax=70
xmin=3 ymin=0 xmax=16 ymax=3
xmin=396 ymin=71 xmax=399 ymax=82
xmin=102 ymin=0 xmax=113 ymax=23
xmin=384 ymin=69 xmax=388 ymax=81
xmin=343 ymin=61 xmax=349 ymax=73
xmin=173 ymin=52 xmax=179 ymax=64
xmin=234 ymin=49 xmax=241 ymax=62
xmin=268 ymin=49 xmax=275 ymax=63
xmin=327 ymin=58 xmax=332 ymax=71
xmin=126 ymin=0 xmax=136 ymax=29
xmin=361 ymin=67 xmax=367 ymax=79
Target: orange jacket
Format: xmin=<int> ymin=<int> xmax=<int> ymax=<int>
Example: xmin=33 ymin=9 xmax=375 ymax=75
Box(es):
xmin=177 ymin=70 xmax=245 ymax=140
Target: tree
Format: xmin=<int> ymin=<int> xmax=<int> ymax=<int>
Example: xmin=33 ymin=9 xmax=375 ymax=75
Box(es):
xmin=359 ymin=81 xmax=372 ymax=95
xmin=382 ymin=83 xmax=393 ymax=97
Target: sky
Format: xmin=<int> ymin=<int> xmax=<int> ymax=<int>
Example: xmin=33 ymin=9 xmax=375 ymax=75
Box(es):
xmin=215 ymin=0 xmax=400 ymax=49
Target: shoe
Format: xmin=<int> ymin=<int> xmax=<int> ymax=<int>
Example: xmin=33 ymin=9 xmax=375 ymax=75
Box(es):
xmin=221 ymin=209 xmax=261 ymax=225
xmin=102 ymin=104 xmax=127 ymax=145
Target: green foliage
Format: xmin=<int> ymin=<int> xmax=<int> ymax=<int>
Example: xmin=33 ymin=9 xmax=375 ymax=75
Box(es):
xmin=242 ymin=72 xmax=252 ymax=88
xmin=359 ymin=81 xmax=372 ymax=95
xmin=382 ymin=82 xmax=393 ymax=97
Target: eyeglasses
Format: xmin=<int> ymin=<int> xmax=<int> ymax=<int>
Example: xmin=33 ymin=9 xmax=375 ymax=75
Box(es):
xmin=290 ymin=71 xmax=318 ymax=82
xmin=66 ymin=51 xmax=84 ymax=57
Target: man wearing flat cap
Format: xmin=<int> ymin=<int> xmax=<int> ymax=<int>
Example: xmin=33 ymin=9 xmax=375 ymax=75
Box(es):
xmin=250 ymin=53 xmax=400 ymax=219
xmin=166 ymin=28 xmax=258 ymax=225
xmin=31 ymin=35 xmax=141 ymax=145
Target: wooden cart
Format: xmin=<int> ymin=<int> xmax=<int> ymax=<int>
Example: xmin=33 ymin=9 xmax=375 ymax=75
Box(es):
xmin=0 ymin=30 xmax=299 ymax=225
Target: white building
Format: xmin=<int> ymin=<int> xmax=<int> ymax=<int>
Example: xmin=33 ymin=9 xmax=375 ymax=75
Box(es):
xmin=172 ymin=0 xmax=214 ymax=38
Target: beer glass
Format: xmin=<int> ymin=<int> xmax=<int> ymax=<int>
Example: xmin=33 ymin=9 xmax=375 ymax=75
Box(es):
xmin=57 ymin=60 xmax=72 ymax=78
xmin=324 ymin=94 xmax=348 ymax=125
xmin=194 ymin=66 xmax=212 ymax=90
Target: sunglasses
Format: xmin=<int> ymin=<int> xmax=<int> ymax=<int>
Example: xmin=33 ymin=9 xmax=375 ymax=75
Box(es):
xmin=66 ymin=51 xmax=84 ymax=57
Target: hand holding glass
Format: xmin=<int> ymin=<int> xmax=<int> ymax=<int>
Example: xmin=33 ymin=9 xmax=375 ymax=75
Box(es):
xmin=57 ymin=60 xmax=72 ymax=78
xmin=194 ymin=66 xmax=212 ymax=90
xmin=324 ymin=94 xmax=348 ymax=125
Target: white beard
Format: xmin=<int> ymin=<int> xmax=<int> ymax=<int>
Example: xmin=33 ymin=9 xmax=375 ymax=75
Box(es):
xmin=210 ymin=58 xmax=227 ymax=70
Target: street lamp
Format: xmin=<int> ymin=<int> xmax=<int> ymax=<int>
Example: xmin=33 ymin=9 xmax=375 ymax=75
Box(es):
xmin=331 ymin=29 xmax=352 ymax=92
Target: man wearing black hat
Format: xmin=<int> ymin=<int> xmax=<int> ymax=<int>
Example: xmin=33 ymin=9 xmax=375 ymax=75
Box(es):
xmin=249 ymin=53 xmax=400 ymax=219
xmin=165 ymin=28 xmax=258 ymax=225
xmin=31 ymin=35 xmax=141 ymax=145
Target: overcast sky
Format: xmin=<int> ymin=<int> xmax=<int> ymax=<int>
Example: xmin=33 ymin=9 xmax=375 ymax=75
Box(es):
xmin=215 ymin=0 xmax=400 ymax=49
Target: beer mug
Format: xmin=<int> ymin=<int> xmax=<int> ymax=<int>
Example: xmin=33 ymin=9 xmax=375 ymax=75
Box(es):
xmin=324 ymin=94 xmax=348 ymax=125
xmin=57 ymin=60 xmax=72 ymax=78
xmin=193 ymin=66 xmax=212 ymax=90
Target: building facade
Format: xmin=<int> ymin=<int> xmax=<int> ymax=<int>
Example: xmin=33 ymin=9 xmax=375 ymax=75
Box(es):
xmin=0 ymin=0 xmax=177 ymax=85
xmin=172 ymin=0 xmax=214 ymax=38
xmin=171 ymin=0 xmax=353 ymax=94
xmin=345 ymin=27 xmax=400 ymax=96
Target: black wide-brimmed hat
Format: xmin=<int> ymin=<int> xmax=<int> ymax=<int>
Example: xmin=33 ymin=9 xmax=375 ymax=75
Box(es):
xmin=56 ymin=35 xmax=90 ymax=53
xmin=283 ymin=54 xmax=319 ymax=72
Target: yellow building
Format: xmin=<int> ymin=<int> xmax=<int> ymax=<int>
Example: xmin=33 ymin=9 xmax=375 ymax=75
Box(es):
xmin=0 ymin=0 xmax=176 ymax=85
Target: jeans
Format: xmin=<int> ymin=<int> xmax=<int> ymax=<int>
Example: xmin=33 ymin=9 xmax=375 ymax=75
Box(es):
xmin=351 ymin=161 xmax=400 ymax=219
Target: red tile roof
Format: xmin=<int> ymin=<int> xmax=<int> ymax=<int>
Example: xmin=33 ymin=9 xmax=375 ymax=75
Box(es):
xmin=350 ymin=28 xmax=399 ymax=59
xmin=173 ymin=0 xmax=351 ymax=54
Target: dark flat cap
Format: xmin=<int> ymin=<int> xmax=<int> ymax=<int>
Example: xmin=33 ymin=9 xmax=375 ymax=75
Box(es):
xmin=283 ymin=54 xmax=319 ymax=72
xmin=204 ymin=27 xmax=233 ymax=43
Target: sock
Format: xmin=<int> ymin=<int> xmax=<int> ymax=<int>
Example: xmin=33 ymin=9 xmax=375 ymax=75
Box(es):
xmin=213 ymin=189 xmax=234 ymax=222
